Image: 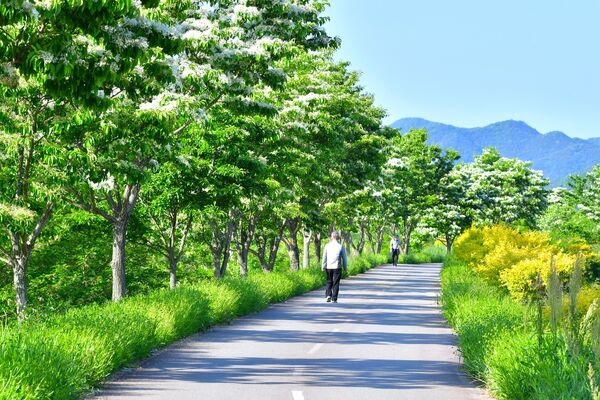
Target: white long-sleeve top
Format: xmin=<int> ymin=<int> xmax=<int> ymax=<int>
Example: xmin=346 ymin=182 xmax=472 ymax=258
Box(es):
xmin=322 ymin=240 xmax=347 ymax=270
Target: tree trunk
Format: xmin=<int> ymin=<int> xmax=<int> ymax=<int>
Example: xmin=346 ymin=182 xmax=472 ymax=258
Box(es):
xmin=302 ymin=229 xmax=312 ymax=269
xmin=401 ymin=217 xmax=417 ymax=255
xmin=354 ymin=224 xmax=366 ymax=255
xmin=210 ymin=210 xmax=236 ymax=278
xmin=236 ymin=212 xmax=257 ymax=278
xmin=314 ymin=232 xmax=322 ymax=263
xmin=110 ymin=184 xmax=140 ymax=301
xmin=6 ymin=202 xmax=54 ymax=321
xmin=169 ymin=258 xmax=177 ymax=289
xmin=282 ymin=218 xmax=301 ymax=271
xmin=13 ymin=255 xmax=27 ymax=322
xmin=146 ymin=208 xmax=194 ymax=290
xmin=445 ymin=233 xmax=454 ymax=254
xmin=341 ymin=230 xmax=352 ymax=255
xmin=111 ymin=219 xmax=127 ymax=301
xmin=254 ymin=232 xmax=283 ymax=272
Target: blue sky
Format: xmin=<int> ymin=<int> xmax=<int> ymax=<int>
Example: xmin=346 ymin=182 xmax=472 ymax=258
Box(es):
xmin=324 ymin=0 xmax=600 ymax=139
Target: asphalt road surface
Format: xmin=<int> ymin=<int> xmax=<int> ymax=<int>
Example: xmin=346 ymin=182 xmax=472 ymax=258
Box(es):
xmin=88 ymin=263 xmax=492 ymax=400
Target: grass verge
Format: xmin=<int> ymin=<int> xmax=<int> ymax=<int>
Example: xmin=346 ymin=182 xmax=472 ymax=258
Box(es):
xmin=0 ymin=252 xmax=386 ymax=400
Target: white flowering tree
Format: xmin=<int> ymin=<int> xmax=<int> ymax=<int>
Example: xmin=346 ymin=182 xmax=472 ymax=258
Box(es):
xmin=539 ymin=165 xmax=600 ymax=244
xmin=569 ymin=164 xmax=600 ymax=226
xmin=0 ymin=0 xmax=159 ymax=319
xmin=90 ymin=1 xmax=337 ymax=283
xmin=241 ymin=50 xmax=386 ymax=270
xmin=455 ymin=147 xmax=549 ymax=228
xmin=379 ymin=128 xmax=459 ymax=254
xmin=418 ymin=167 xmax=472 ymax=253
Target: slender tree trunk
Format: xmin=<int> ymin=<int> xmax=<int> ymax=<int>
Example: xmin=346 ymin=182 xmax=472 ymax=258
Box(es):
xmin=252 ymin=220 xmax=285 ymax=272
xmin=401 ymin=217 xmax=417 ymax=255
xmin=5 ymin=202 xmax=54 ymax=321
xmin=13 ymin=256 xmax=27 ymax=321
xmin=314 ymin=232 xmax=322 ymax=263
xmin=282 ymin=218 xmax=301 ymax=271
xmin=236 ymin=212 xmax=257 ymax=278
xmin=210 ymin=210 xmax=236 ymax=278
xmin=111 ymin=219 xmax=127 ymax=301
xmin=167 ymin=211 xmax=178 ymax=289
xmin=266 ymin=236 xmax=282 ymax=271
xmin=253 ymin=232 xmax=282 ymax=272
xmin=445 ymin=233 xmax=454 ymax=254
xmin=366 ymin=223 xmax=384 ymax=254
xmin=111 ymin=184 xmax=140 ymax=301
xmin=353 ymin=223 xmax=366 ymax=255
xmin=145 ymin=208 xmax=194 ymax=290
xmin=287 ymin=241 xmax=300 ymax=271
xmin=302 ymin=229 xmax=312 ymax=269
xmin=169 ymin=258 xmax=177 ymax=289
xmin=341 ymin=230 xmax=352 ymax=255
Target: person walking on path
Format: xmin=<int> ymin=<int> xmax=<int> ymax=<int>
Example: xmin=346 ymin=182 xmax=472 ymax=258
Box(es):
xmin=390 ymin=234 xmax=401 ymax=266
xmin=321 ymin=231 xmax=347 ymax=303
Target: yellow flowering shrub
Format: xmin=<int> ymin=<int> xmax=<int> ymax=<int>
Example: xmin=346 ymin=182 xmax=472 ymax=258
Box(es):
xmin=500 ymin=251 xmax=577 ymax=301
xmin=576 ymin=284 xmax=600 ymax=319
xmin=453 ymin=225 xmax=579 ymax=300
xmin=452 ymin=225 xmax=487 ymax=266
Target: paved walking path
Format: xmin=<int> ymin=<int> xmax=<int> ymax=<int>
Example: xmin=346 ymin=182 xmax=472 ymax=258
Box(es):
xmin=88 ymin=263 xmax=492 ymax=400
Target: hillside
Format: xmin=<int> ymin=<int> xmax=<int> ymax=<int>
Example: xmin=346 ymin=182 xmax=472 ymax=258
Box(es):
xmin=390 ymin=118 xmax=600 ymax=186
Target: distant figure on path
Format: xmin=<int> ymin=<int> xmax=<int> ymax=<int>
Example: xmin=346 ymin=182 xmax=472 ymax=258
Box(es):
xmin=321 ymin=231 xmax=348 ymax=303
xmin=390 ymin=234 xmax=401 ymax=266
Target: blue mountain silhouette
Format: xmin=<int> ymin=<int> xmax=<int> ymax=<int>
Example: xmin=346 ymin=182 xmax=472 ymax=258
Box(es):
xmin=391 ymin=118 xmax=600 ymax=186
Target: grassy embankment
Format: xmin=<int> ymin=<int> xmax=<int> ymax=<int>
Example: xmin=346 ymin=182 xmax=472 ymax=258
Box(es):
xmin=441 ymin=256 xmax=599 ymax=400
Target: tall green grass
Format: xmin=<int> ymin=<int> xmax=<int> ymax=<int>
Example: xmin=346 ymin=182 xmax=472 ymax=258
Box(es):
xmin=441 ymin=256 xmax=599 ymax=399
xmin=0 ymin=253 xmax=382 ymax=399
xmin=440 ymin=256 xmax=523 ymax=381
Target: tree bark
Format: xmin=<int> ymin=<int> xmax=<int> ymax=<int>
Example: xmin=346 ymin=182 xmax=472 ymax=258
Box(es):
xmin=235 ymin=211 xmax=257 ymax=278
xmin=111 ymin=219 xmax=127 ymax=301
xmin=301 ymin=229 xmax=312 ymax=269
xmin=375 ymin=225 xmax=385 ymax=254
xmin=445 ymin=233 xmax=454 ymax=254
xmin=210 ymin=210 xmax=236 ymax=278
xmin=6 ymin=202 xmax=54 ymax=321
xmin=282 ymin=218 xmax=301 ymax=271
xmin=314 ymin=232 xmax=322 ymax=263
xmin=110 ymin=184 xmax=140 ymax=301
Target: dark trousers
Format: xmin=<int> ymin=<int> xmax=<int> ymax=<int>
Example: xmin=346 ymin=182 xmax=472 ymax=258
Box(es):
xmin=325 ymin=268 xmax=342 ymax=300
xmin=391 ymin=249 xmax=400 ymax=265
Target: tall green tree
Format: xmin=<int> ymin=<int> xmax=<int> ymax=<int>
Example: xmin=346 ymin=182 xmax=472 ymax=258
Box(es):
xmin=0 ymin=0 xmax=154 ymax=318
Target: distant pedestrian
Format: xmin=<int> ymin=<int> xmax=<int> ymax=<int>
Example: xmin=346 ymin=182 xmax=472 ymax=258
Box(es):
xmin=321 ymin=231 xmax=348 ymax=303
xmin=390 ymin=234 xmax=400 ymax=266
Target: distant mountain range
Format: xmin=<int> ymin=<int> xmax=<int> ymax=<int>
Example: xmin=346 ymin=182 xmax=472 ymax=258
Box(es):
xmin=390 ymin=118 xmax=600 ymax=186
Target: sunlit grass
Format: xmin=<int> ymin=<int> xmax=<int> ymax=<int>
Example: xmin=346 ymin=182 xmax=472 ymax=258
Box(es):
xmin=441 ymin=256 xmax=599 ymax=399
xmin=0 ymin=252 xmax=382 ymax=399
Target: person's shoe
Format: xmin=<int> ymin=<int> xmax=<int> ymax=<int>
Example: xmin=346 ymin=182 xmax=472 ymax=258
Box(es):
xmin=332 ymin=300 xmax=337 ymax=303
xmin=326 ymin=296 xmax=331 ymax=303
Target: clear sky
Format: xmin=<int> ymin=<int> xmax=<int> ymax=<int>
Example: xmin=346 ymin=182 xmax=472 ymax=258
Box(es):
xmin=324 ymin=0 xmax=600 ymax=139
